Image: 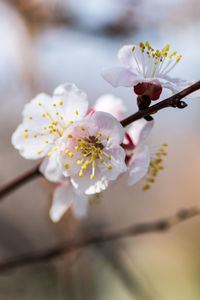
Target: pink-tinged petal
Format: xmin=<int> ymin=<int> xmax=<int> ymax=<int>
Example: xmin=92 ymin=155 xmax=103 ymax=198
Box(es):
xmin=161 ymin=77 xmax=200 ymax=99
xmin=101 ymin=67 xmax=139 ymax=88
xmin=128 ymin=146 xmax=150 ymax=186
xmin=127 ymin=119 xmax=154 ymax=146
xmin=73 ymin=190 xmax=89 ymax=218
xmin=118 ymin=45 xmax=136 ymax=67
xmin=94 ymin=94 xmax=126 ymax=121
xmin=49 ymin=181 xmax=73 ymax=222
xmin=91 ymin=111 xmax=125 ymax=145
xmin=99 ymin=146 xmax=127 ymax=180
xmin=40 ymin=152 xmax=66 ymax=182
xmin=53 ymin=83 xmax=89 ymax=122
xmin=71 ymin=169 xmax=109 ymax=195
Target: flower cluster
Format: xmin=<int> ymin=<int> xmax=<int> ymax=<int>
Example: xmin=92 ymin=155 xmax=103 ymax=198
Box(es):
xmin=12 ymin=41 xmax=197 ymax=222
xmin=12 ymin=84 xmax=127 ymax=220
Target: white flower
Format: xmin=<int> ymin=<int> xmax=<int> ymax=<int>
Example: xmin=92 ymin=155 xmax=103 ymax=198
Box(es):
xmin=12 ymin=83 xmax=89 ymax=182
xmin=49 ymin=180 xmax=89 ymax=222
xmin=57 ymin=111 xmax=127 ymax=195
xmin=102 ymin=42 xmax=197 ymax=100
xmin=93 ymin=93 xmax=153 ymax=185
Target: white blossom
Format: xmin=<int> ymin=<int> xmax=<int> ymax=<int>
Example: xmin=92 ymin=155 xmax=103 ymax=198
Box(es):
xmin=102 ymin=42 xmax=197 ymax=99
xmin=57 ymin=111 xmax=127 ymax=195
xmin=12 ymin=85 xmax=127 ymax=199
xmin=12 ymin=83 xmax=89 ymax=182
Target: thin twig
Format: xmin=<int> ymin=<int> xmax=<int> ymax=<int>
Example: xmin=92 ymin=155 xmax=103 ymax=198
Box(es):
xmin=0 ymin=81 xmax=199 ymax=199
xmin=121 ymin=81 xmax=200 ymax=127
xmin=0 ymin=164 xmax=41 ymax=199
xmin=0 ymin=206 xmax=199 ymax=272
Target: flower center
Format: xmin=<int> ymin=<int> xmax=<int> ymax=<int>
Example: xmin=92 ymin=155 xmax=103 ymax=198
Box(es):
xmin=132 ymin=41 xmax=182 ymax=78
xmin=65 ymin=129 xmax=113 ymax=180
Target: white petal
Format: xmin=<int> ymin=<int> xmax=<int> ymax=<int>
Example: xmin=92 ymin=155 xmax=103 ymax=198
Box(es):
xmin=94 ymin=94 xmax=126 ymax=121
xmin=127 ymin=118 xmax=154 ymax=146
xmin=118 ymin=45 xmax=136 ymax=67
xmin=71 ymin=169 xmax=109 ymax=195
xmin=39 ymin=151 xmax=66 ymax=182
xmin=12 ymin=93 xmax=59 ymax=159
xmin=53 ymin=83 xmax=89 ymax=122
xmin=100 ymin=146 xmax=127 ymax=180
xmin=101 ymin=67 xmax=139 ymax=88
xmin=91 ymin=111 xmax=125 ymax=145
xmin=49 ymin=181 xmax=73 ymax=222
xmin=73 ymin=190 xmax=89 ymax=218
xmin=128 ymin=146 xmax=150 ymax=186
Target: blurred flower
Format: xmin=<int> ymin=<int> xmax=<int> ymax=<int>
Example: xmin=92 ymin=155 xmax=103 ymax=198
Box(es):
xmin=102 ymin=41 xmax=197 ymax=100
xmin=94 ymin=94 xmax=126 ymax=120
xmin=49 ymin=180 xmax=89 ymax=222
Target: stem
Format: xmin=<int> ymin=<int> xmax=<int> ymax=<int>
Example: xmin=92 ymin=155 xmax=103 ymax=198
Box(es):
xmin=0 ymin=206 xmax=199 ymax=272
xmin=0 ymin=164 xmax=41 ymax=199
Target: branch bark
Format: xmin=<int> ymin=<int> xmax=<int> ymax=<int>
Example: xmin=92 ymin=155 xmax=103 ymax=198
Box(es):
xmin=0 ymin=81 xmax=200 ymax=199
xmin=121 ymin=81 xmax=200 ymax=126
xmin=0 ymin=206 xmax=199 ymax=272
xmin=0 ymin=164 xmax=41 ymax=199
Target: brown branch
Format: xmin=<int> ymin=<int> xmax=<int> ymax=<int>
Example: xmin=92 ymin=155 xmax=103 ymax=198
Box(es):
xmin=0 ymin=164 xmax=41 ymax=199
xmin=0 ymin=81 xmax=199 ymax=199
xmin=0 ymin=206 xmax=199 ymax=272
xmin=121 ymin=81 xmax=200 ymax=127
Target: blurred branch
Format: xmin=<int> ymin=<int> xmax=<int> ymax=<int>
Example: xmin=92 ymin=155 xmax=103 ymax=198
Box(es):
xmin=0 ymin=81 xmax=199 ymax=199
xmin=0 ymin=164 xmax=41 ymax=199
xmin=0 ymin=206 xmax=200 ymax=272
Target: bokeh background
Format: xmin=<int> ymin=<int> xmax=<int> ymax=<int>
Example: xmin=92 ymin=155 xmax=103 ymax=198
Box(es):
xmin=0 ymin=0 xmax=200 ymax=299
